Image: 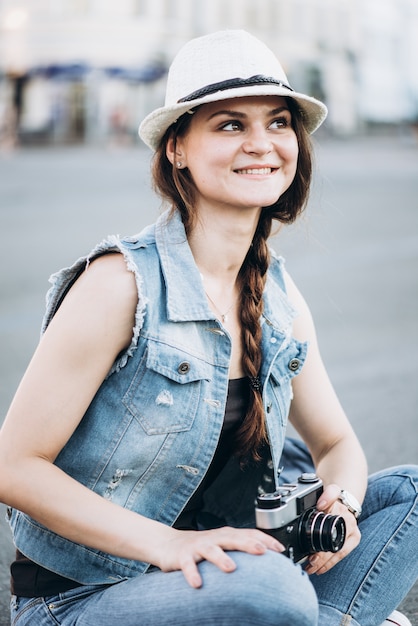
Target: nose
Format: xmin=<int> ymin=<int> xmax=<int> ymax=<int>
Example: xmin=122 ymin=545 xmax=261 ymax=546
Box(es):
xmin=242 ymin=125 xmax=273 ymax=155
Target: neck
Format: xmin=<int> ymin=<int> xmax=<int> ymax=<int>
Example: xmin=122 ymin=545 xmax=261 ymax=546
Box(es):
xmin=188 ymin=207 xmax=260 ymax=284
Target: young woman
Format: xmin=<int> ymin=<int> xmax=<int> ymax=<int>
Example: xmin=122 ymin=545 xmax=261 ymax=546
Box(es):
xmin=0 ymin=30 xmax=417 ymax=626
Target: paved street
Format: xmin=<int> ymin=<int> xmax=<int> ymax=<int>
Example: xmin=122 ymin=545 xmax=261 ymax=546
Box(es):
xmin=0 ymin=133 xmax=417 ymax=624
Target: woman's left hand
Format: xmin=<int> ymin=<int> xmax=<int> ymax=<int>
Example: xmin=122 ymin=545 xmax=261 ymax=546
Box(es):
xmin=304 ymin=483 xmax=361 ymax=575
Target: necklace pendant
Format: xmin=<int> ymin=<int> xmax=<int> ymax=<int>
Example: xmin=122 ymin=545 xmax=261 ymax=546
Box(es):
xmin=221 ymin=314 xmax=227 ymax=323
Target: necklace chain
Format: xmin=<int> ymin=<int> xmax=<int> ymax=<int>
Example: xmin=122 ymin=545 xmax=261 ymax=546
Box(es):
xmin=204 ymin=290 xmax=235 ymax=323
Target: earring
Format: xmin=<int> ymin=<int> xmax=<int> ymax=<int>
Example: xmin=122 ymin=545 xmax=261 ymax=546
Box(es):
xmin=176 ymin=161 xmax=183 ymax=168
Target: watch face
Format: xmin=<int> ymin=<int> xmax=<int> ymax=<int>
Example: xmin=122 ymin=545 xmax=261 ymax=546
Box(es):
xmin=340 ymin=491 xmax=361 ymax=517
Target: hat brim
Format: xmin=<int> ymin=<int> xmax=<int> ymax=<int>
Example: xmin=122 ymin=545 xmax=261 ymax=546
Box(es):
xmin=138 ymin=84 xmax=327 ymax=150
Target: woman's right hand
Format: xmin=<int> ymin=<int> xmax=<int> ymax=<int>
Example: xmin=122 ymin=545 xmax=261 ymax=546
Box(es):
xmin=156 ymin=526 xmax=285 ymax=588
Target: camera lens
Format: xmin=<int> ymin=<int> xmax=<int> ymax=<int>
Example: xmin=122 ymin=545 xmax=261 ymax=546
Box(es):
xmin=298 ymin=509 xmax=346 ymax=554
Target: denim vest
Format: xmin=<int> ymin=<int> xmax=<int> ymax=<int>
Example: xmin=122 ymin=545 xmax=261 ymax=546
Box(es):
xmin=8 ymin=210 xmax=307 ymax=585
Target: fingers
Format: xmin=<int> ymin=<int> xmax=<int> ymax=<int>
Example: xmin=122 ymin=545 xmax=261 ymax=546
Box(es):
xmin=181 ymin=560 xmax=203 ymax=589
xmin=214 ymin=526 xmax=285 ymax=556
xmin=316 ymin=483 xmax=342 ymax=512
xmin=306 ymin=484 xmax=362 ymax=575
xmin=305 ymin=507 xmax=361 ymax=575
xmin=181 ymin=543 xmax=237 ymax=588
xmin=305 ymin=534 xmax=358 ymax=575
xmin=172 ymin=527 xmax=285 ymax=588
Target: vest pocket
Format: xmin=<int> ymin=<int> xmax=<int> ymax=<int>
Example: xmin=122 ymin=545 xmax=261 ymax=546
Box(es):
xmin=122 ymin=340 xmax=212 ymax=435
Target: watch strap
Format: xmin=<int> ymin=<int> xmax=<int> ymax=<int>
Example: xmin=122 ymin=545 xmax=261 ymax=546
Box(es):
xmin=338 ymin=489 xmax=362 ymax=520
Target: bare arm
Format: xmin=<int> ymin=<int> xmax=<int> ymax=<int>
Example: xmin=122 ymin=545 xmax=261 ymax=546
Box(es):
xmin=0 ymin=254 xmax=282 ymax=588
xmin=284 ymin=270 xmax=368 ymax=574
xmin=0 ymin=254 xmax=167 ymax=556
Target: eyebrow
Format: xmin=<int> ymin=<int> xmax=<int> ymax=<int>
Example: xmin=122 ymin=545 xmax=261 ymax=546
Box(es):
xmin=206 ymin=106 xmax=290 ymax=121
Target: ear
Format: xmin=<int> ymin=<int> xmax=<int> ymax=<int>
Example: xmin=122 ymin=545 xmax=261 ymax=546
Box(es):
xmin=166 ymin=135 xmax=176 ymax=165
xmin=166 ymin=135 xmax=186 ymax=167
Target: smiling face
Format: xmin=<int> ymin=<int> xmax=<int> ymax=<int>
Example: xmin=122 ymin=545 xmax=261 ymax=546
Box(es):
xmin=166 ymin=96 xmax=299 ymax=218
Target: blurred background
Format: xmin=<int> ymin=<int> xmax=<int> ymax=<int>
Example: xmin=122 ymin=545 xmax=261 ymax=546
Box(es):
xmin=0 ymin=0 xmax=418 ymax=147
xmin=0 ymin=1 xmax=418 ymax=624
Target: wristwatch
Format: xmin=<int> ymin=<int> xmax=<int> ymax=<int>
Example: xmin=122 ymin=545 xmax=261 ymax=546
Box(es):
xmin=338 ymin=490 xmax=362 ymax=520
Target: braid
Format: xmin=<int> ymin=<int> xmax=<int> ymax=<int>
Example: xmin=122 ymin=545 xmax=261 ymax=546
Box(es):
xmin=235 ymin=214 xmax=272 ymax=461
xmin=151 ymin=100 xmax=313 ymax=462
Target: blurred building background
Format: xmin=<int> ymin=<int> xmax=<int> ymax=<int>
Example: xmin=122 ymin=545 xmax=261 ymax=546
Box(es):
xmin=0 ymin=0 xmax=417 ymax=147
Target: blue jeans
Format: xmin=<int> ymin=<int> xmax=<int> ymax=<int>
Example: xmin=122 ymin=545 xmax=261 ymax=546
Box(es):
xmin=314 ymin=464 xmax=418 ymax=625
xmin=10 ymin=551 xmax=318 ymax=625
xmin=10 ymin=442 xmax=418 ymax=626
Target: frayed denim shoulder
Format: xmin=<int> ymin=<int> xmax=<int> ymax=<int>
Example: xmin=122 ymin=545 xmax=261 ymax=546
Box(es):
xmin=41 ymin=235 xmax=148 ymax=376
xmin=265 ymin=247 xmax=301 ymax=327
xmin=268 ymin=247 xmax=287 ymax=293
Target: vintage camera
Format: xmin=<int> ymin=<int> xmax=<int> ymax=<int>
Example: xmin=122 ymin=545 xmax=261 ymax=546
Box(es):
xmin=255 ymin=473 xmax=346 ymax=563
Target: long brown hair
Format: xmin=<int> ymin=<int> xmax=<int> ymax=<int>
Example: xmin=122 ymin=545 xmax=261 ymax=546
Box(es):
xmin=152 ymin=98 xmax=313 ymax=461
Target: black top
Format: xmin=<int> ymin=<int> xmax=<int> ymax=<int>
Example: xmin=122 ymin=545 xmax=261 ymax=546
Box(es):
xmin=11 ymin=377 xmax=250 ymax=597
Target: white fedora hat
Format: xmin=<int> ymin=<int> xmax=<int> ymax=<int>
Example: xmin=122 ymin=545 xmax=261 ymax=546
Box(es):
xmin=139 ymin=30 xmax=327 ymax=150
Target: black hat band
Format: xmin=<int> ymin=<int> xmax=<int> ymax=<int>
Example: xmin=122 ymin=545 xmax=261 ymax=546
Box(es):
xmin=178 ymin=74 xmax=294 ymax=103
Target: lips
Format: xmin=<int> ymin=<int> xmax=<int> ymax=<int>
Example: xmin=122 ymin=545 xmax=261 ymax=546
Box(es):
xmin=235 ymin=167 xmax=277 ymax=175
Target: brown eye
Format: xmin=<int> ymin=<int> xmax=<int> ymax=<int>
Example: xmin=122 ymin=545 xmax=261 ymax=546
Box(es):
xmin=221 ymin=121 xmax=242 ymax=131
xmin=270 ymin=116 xmax=290 ymax=129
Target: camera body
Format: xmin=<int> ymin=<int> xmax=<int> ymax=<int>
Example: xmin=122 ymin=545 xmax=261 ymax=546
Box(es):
xmin=255 ymin=473 xmax=346 ymax=563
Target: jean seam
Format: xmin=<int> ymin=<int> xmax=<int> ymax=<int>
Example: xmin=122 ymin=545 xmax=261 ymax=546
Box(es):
xmin=45 ymin=585 xmax=105 ymax=609
xmin=11 ymin=597 xmax=60 ymax=626
xmin=346 ymin=471 xmax=418 ymax=617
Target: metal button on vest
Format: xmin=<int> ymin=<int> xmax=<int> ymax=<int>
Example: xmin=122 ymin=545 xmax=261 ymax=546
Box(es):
xmin=178 ymin=361 xmax=190 ymax=374
xmin=288 ymin=358 xmax=301 ymax=372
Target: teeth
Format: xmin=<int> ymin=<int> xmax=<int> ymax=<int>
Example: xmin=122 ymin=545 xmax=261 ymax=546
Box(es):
xmin=236 ymin=168 xmax=272 ymax=175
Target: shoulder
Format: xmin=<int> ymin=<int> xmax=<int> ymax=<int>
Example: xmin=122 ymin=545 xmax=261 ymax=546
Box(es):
xmin=267 ymin=251 xmax=311 ymax=322
xmin=71 ymin=253 xmax=138 ymax=328
xmin=85 ymin=252 xmax=137 ymax=297
xmin=48 ymin=252 xmax=138 ymax=352
xmin=282 ymin=269 xmax=317 ymax=344
xmin=267 ymin=249 xmax=287 ymax=292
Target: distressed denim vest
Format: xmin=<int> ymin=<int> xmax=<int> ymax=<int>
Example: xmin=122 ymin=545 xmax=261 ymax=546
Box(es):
xmin=8 ymin=210 xmax=307 ymax=585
